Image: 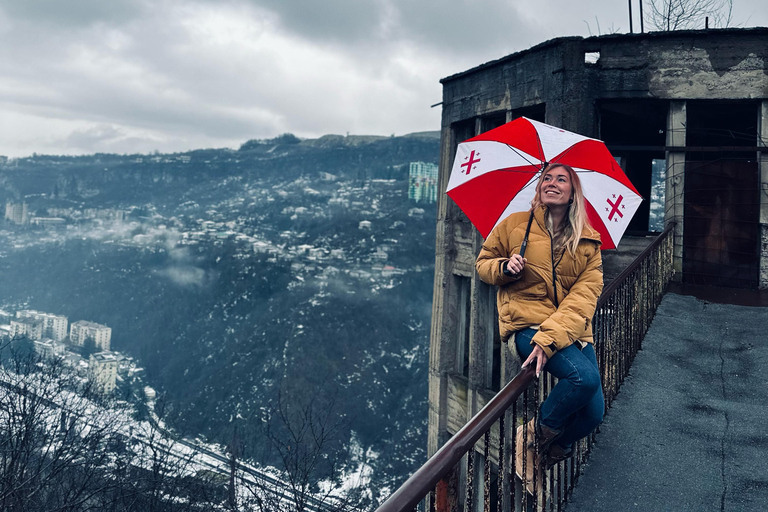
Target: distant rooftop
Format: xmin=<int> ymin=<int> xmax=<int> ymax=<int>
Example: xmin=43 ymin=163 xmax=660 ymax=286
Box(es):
xmin=72 ymin=320 xmax=109 ymax=328
xmin=91 ymin=351 xmax=117 ymax=362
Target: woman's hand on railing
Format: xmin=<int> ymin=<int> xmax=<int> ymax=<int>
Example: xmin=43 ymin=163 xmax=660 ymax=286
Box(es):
xmin=522 ymin=344 xmax=548 ymax=377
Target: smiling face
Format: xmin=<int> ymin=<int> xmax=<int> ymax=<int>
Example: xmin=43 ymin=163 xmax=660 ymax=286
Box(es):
xmin=539 ymin=165 xmax=573 ymax=208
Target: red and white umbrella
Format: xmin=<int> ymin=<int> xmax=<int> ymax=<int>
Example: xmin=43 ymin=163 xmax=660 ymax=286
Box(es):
xmin=446 ymin=117 xmax=643 ymax=249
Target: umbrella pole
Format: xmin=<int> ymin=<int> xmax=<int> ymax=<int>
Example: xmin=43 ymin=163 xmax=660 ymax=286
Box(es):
xmin=519 ymin=210 xmax=535 ymax=258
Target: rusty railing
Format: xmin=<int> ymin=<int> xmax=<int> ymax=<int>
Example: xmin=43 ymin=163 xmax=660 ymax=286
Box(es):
xmin=376 ymin=224 xmax=675 ymax=512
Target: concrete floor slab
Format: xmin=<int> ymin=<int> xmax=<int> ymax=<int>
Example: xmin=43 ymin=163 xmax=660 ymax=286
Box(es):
xmin=565 ymin=293 xmax=768 ymax=512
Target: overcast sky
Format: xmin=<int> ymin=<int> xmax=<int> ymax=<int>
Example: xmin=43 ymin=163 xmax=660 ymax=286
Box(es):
xmin=0 ymin=0 xmax=765 ymax=157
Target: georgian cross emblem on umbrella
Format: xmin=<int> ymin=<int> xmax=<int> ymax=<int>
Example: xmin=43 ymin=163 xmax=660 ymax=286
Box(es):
xmin=446 ymin=117 xmax=643 ymax=250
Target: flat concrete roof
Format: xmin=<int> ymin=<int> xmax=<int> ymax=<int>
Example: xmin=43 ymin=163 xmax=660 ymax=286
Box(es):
xmin=565 ymin=292 xmax=768 ymax=511
xmin=441 ymin=27 xmax=768 ymax=84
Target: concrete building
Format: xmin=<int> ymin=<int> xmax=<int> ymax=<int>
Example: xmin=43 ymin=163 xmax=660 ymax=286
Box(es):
xmin=4 ymin=202 xmax=28 ymax=225
xmin=70 ymin=320 xmax=112 ymax=351
xmin=10 ymin=319 xmax=42 ymax=340
xmin=408 ymin=161 xmax=439 ymax=204
xmin=34 ymin=339 xmax=65 ymax=358
xmin=16 ymin=310 xmax=68 ymax=342
xmin=428 ymin=28 xmax=768 ymax=459
xmin=89 ymin=351 xmax=118 ymax=394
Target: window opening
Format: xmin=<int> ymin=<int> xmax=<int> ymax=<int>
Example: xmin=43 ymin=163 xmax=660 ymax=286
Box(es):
xmin=456 ymin=276 xmax=472 ymax=377
xmin=584 ymin=51 xmax=601 ymax=65
xmin=683 ymin=101 xmax=760 ymax=289
xmin=599 ymin=100 xmax=667 ymax=233
xmin=512 ymin=103 xmax=546 ymax=123
xmin=648 ymin=159 xmax=666 ymax=232
xmin=481 ymin=114 xmax=506 ymax=133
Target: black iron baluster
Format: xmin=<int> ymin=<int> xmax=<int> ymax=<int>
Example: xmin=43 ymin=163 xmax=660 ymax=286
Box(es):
xmin=522 ymin=388 xmax=529 ymax=512
xmin=510 ymin=401 xmax=517 ymax=511
xmin=531 ymin=378 xmax=544 ymax=510
xmin=484 ymin=430 xmax=490 ymax=512
xmin=467 ymin=448 xmax=474 ymax=512
xmin=498 ymin=413 xmax=504 ymax=512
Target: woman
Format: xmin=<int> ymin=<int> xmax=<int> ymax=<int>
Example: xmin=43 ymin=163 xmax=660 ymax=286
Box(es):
xmin=475 ymin=163 xmax=604 ymax=490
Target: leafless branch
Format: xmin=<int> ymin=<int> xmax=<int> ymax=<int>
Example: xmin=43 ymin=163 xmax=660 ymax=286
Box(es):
xmin=645 ymin=0 xmax=734 ymax=30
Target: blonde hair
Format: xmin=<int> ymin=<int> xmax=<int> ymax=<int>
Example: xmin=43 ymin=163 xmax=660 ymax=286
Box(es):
xmin=529 ymin=163 xmax=589 ymax=256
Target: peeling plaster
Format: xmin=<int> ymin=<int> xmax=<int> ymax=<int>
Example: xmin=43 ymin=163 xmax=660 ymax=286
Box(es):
xmin=650 ymin=50 xmax=767 ymax=98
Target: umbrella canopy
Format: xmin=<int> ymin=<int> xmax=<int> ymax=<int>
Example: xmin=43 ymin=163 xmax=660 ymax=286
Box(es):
xmin=446 ymin=117 xmax=643 ymax=250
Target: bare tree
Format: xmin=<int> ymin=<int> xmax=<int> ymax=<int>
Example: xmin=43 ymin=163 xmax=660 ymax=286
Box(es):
xmin=0 ymin=337 xmax=227 ymax=512
xmin=235 ymin=385 xmax=370 ymax=512
xmin=646 ymin=0 xmax=733 ymax=31
xmin=0 ymin=338 xmax=127 ymax=511
xmin=107 ymin=395 xmax=228 ymax=512
xmin=0 ymin=336 xmax=369 ymax=512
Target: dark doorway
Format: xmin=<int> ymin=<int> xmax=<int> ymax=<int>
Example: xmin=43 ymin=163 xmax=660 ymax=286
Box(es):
xmin=683 ymin=101 xmax=760 ymax=289
xmin=683 ymin=159 xmax=759 ymax=288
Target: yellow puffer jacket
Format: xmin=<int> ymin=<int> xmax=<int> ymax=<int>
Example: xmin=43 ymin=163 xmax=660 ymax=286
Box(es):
xmin=475 ymin=205 xmax=603 ymax=359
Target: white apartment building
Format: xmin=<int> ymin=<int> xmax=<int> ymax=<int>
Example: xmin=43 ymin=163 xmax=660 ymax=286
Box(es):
xmin=34 ymin=339 xmax=65 ymax=359
xmin=70 ymin=320 xmax=112 ymax=351
xmin=407 ymin=161 xmax=439 ymax=204
xmin=4 ymin=202 xmax=28 ymax=225
xmin=10 ymin=319 xmax=42 ymax=340
xmin=16 ymin=310 xmax=68 ymax=342
xmin=89 ymin=352 xmax=118 ymax=394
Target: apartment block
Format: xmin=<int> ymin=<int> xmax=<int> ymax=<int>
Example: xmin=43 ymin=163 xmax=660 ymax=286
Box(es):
xmin=4 ymin=202 xmax=28 ymax=225
xmin=408 ymin=161 xmax=439 ymax=204
xmin=89 ymin=351 xmax=118 ymax=394
xmin=70 ymin=320 xmax=112 ymax=351
xmin=10 ymin=319 xmax=42 ymax=340
xmin=34 ymin=339 xmax=65 ymax=358
xmin=16 ymin=310 xmax=68 ymax=342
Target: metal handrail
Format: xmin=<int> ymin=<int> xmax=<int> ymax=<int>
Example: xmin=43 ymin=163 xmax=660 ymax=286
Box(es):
xmin=375 ymin=366 xmax=535 ymax=512
xmin=597 ymin=223 xmax=676 ymax=309
xmin=376 ymin=225 xmax=676 ymax=512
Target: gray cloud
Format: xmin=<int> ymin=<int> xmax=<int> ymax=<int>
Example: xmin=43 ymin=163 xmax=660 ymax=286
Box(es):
xmin=249 ymin=0 xmax=541 ymax=56
xmin=0 ymin=0 xmax=765 ymax=157
xmin=0 ymin=0 xmax=144 ymax=27
xmin=60 ymin=125 xmax=155 ymax=154
xmin=250 ymin=0 xmax=388 ymax=43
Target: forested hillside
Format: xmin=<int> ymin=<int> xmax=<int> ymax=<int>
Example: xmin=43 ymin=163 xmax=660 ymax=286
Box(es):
xmin=0 ymin=132 xmax=440 ymax=499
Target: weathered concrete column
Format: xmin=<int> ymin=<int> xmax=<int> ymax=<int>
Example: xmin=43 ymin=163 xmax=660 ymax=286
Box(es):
xmin=759 ymin=100 xmax=768 ymax=289
xmin=665 ymin=100 xmax=686 ymax=280
xmin=428 ymin=125 xmax=460 ymax=458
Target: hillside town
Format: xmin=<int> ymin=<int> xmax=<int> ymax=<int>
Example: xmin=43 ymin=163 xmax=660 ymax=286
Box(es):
xmin=2 ymin=308 xmax=135 ymax=395
xmin=0 ymin=158 xmax=439 ymax=407
xmin=2 ymin=161 xmax=439 ymax=291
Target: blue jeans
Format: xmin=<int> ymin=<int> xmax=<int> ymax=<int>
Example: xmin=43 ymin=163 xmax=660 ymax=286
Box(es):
xmin=514 ymin=327 xmax=604 ymax=449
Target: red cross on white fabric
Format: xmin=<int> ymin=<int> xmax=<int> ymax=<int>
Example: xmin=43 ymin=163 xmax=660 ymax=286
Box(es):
xmin=607 ymin=195 xmax=624 ymax=221
xmin=460 ymin=150 xmax=481 ymax=175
